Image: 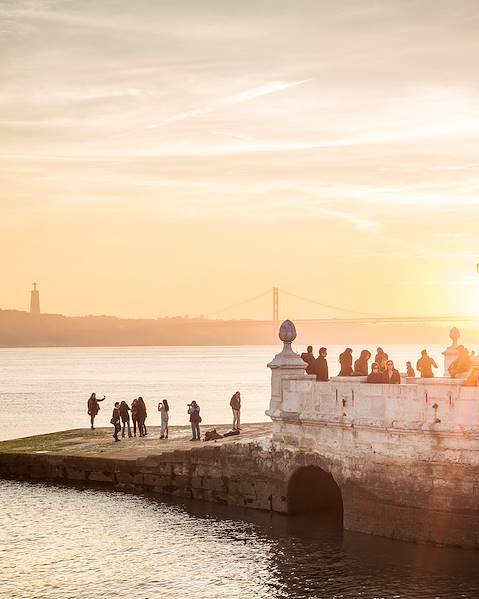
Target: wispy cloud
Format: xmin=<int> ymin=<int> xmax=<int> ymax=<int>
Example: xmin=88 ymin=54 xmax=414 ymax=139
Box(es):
xmin=324 ymin=210 xmax=378 ymax=232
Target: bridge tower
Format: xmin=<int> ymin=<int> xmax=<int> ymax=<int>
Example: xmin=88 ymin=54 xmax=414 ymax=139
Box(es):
xmin=30 ymin=282 xmax=40 ymax=315
xmin=273 ymin=287 xmax=279 ymax=324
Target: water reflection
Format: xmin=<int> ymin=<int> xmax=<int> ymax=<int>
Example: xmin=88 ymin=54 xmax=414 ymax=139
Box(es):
xmin=1 ymin=481 xmax=478 ymax=599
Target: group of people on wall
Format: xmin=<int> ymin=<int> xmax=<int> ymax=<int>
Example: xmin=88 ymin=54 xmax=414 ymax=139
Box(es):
xmin=87 ymin=390 xmax=242 ymax=442
xmin=300 ymin=345 xmax=477 ymax=385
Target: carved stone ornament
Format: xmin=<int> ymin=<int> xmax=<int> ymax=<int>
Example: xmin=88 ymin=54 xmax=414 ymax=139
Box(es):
xmin=279 ymin=319 xmax=297 ymax=344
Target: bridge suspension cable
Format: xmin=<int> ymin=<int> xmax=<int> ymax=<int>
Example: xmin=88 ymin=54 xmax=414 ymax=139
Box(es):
xmin=279 ymin=288 xmax=388 ymax=318
xmin=203 ymin=289 xmax=271 ymax=318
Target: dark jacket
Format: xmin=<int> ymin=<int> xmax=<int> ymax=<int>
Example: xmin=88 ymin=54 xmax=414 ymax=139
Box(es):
xmin=87 ymin=395 xmax=104 ymax=416
xmin=315 ymin=356 xmax=329 ymax=381
xmin=375 ymin=350 xmax=389 ymax=372
xmin=354 ymin=351 xmax=371 ymax=376
xmin=366 ymin=372 xmax=385 ymax=384
xmin=300 ymin=352 xmax=316 ymax=375
xmin=384 ymin=369 xmax=401 ymax=384
xmin=338 ymin=350 xmax=353 ymax=376
xmin=111 ymin=407 xmax=120 ymax=423
xmin=188 ymin=405 xmax=201 ymax=423
xmin=230 ymin=393 xmax=241 ymax=410
xmin=136 ymin=398 xmax=147 ymax=421
xmin=119 ymin=401 xmax=130 ymax=422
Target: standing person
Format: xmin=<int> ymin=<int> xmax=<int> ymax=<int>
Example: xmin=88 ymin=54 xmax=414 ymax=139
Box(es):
xmin=375 ymin=348 xmax=389 ymax=372
xmin=315 ymin=347 xmax=329 ymax=381
xmin=188 ymin=401 xmax=201 ymax=441
xmin=406 ymin=361 xmax=416 ymax=377
xmin=111 ymin=402 xmax=121 ymax=442
xmin=87 ymin=393 xmax=105 ymax=430
xmin=158 ymin=400 xmax=169 ymax=439
xmin=384 ymin=360 xmax=401 ymax=384
xmin=338 ymin=348 xmax=354 ymax=376
xmin=354 ymin=350 xmax=371 ymax=376
xmin=230 ymin=391 xmax=241 ymax=431
xmin=131 ymin=398 xmax=139 ymax=437
xmin=137 ymin=397 xmax=148 ymax=437
xmin=119 ymin=400 xmax=132 ymax=438
xmin=416 ymin=350 xmax=438 ymax=378
xmin=300 ymin=346 xmax=316 ymax=375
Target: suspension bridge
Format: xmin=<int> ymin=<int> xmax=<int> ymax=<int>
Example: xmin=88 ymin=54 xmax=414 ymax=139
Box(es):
xmin=204 ymin=288 xmax=478 ymax=325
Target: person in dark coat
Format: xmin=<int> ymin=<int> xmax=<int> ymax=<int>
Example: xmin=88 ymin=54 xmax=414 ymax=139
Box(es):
xmin=375 ymin=348 xmax=389 ymax=372
xmin=230 ymin=391 xmax=241 ymax=431
xmin=119 ymin=400 xmax=132 ymax=438
xmin=416 ymin=350 xmax=438 ymax=378
xmin=111 ymin=402 xmax=121 ymax=442
xmin=338 ymin=348 xmax=354 ymax=376
xmin=300 ymin=346 xmax=316 ymax=375
xmin=314 ymin=347 xmax=329 ymax=381
xmin=384 ymin=360 xmax=401 ymax=384
xmin=87 ymin=392 xmax=105 ymax=429
xmin=136 ymin=397 xmax=148 ymax=437
xmin=188 ymin=400 xmax=201 ymax=441
xmin=406 ymin=361 xmax=416 ymax=377
xmin=131 ymin=398 xmax=139 ymax=436
xmin=366 ymin=362 xmax=384 ymax=383
xmin=354 ymin=350 xmax=371 ymax=376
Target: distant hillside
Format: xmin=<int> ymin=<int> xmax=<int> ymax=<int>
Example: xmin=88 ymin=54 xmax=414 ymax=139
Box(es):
xmin=0 ymin=309 xmax=477 ymax=348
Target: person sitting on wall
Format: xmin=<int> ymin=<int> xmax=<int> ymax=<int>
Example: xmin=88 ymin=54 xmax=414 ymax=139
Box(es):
xmin=384 ymin=360 xmax=401 ymax=384
xmin=366 ymin=362 xmax=384 ymax=383
xmin=354 ymin=350 xmax=371 ymax=376
xmin=406 ymin=361 xmax=416 ymax=377
xmin=375 ymin=347 xmax=389 ymax=372
xmin=314 ymin=347 xmax=329 ymax=381
xmin=416 ymin=349 xmax=438 ymax=378
xmin=464 ymin=367 xmax=479 ymax=387
xmin=301 ymin=346 xmax=316 ymax=375
xmin=449 ymin=345 xmax=473 ymax=379
xmin=338 ymin=348 xmax=354 ymax=376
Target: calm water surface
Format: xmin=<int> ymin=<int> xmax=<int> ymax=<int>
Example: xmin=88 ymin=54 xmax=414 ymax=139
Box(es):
xmin=2 ymin=344 xmax=477 ymax=599
xmin=1 ymin=481 xmax=479 ymax=599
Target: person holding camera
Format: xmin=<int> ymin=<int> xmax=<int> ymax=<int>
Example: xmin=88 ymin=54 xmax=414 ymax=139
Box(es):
xmin=87 ymin=392 xmax=105 ymax=430
xmin=188 ymin=401 xmax=201 ymax=441
xmin=158 ymin=399 xmax=169 ymax=439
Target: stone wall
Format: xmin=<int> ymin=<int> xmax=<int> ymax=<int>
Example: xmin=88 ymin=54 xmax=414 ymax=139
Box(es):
xmin=0 ymin=441 xmax=288 ymax=514
xmin=266 ymin=328 xmax=479 ymax=548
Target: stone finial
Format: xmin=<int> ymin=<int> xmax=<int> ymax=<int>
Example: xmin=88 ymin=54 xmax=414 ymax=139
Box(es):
xmin=279 ymin=319 xmax=297 ymax=345
xmin=449 ymin=327 xmax=460 ymax=347
xmin=268 ymin=319 xmax=306 ymax=369
xmin=443 ymin=326 xmax=461 ymax=376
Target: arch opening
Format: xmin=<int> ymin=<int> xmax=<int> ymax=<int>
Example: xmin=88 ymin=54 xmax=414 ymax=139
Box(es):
xmin=287 ymin=466 xmax=343 ymax=522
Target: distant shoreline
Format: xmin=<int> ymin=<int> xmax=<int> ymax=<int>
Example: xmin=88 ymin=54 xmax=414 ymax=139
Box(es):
xmin=1 ymin=308 xmax=477 ymax=347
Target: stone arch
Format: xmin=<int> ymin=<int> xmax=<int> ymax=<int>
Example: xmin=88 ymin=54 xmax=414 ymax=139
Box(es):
xmin=287 ymin=465 xmax=343 ymax=521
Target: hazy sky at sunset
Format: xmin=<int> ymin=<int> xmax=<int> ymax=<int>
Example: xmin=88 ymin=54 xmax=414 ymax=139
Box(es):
xmin=1 ymin=0 xmax=479 ymax=319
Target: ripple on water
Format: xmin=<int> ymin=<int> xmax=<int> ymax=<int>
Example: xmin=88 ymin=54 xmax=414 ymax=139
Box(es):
xmin=1 ymin=480 xmax=479 ymax=599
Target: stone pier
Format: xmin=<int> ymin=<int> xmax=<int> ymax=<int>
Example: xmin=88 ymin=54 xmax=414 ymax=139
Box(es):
xmin=1 ymin=324 xmax=479 ymax=549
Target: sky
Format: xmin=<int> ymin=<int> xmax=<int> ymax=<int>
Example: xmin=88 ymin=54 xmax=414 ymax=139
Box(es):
xmin=1 ymin=0 xmax=479 ymax=319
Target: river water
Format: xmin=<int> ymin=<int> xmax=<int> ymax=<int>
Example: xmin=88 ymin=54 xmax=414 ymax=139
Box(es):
xmin=2 ymin=345 xmax=478 ymax=598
